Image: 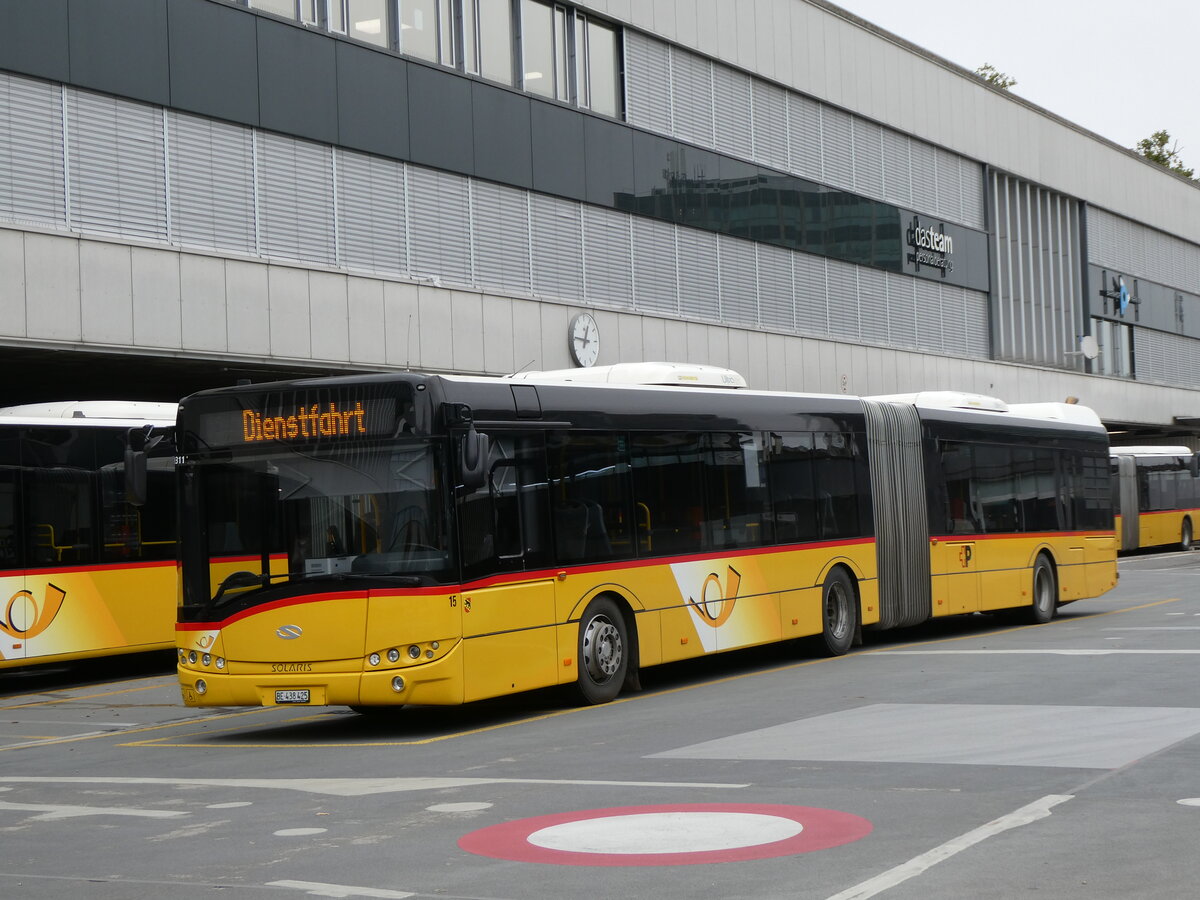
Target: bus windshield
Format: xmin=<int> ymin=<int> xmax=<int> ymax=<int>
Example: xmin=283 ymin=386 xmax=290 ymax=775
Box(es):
xmin=195 ymin=438 xmax=454 ymax=603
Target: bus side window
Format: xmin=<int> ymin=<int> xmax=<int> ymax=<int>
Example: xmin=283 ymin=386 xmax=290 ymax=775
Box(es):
xmin=629 ymin=433 xmax=706 ymax=556
xmin=547 ymin=433 xmax=631 ymax=564
xmin=766 ymin=432 xmax=817 ymax=544
xmin=939 ymin=441 xmax=978 ymax=534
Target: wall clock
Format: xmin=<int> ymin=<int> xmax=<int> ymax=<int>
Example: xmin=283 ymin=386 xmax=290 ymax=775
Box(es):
xmin=568 ymin=313 xmax=600 ymax=368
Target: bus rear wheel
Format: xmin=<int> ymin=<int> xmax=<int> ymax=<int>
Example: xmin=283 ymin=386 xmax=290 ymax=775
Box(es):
xmin=817 ymin=568 xmax=856 ymax=656
xmin=576 ymin=597 xmax=628 ymax=705
xmin=1028 ymin=555 xmax=1057 ymax=624
xmin=1182 ymin=519 xmax=1193 ymax=551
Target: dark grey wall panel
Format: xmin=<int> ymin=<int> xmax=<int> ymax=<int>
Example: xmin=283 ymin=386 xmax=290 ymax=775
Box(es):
xmin=68 ymin=0 xmax=169 ymax=106
xmin=0 ymin=0 xmax=69 ymax=83
xmin=335 ymin=43 xmax=409 ymax=159
xmin=584 ymin=117 xmax=634 ymax=208
xmin=472 ymin=83 xmax=532 ymax=189
xmin=408 ymin=64 xmax=473 ymax=175
xmin=257 ymin=19 xmax=337 ymax=144
xmin=168 ymin=0 xmax=259 ymax=126
xmin=531 ymin=102 xmax=586 ymax=201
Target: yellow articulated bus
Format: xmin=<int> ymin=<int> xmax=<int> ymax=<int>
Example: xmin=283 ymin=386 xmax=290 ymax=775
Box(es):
xmin=0 ymin=401 xmax=177 ymax=670
xmin=174 ymin=367 xmax=1117 ymax=712
xmin=1110 ymin=446 xmax=1200 ymax=552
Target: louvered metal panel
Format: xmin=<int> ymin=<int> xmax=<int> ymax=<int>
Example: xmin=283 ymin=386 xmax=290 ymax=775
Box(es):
xmin=631 ymin=217 xmax=678 ymax=314
xmin=757 ymin=243 xmax=793 ymax=331
xmin=934 ymin=147 xmax=963 ymax=224
xmin=913 ymin=278 xmax=943 ymax=352
xmin=961 ymin=158 xmax=985 ymax=229
xmin=67 ymin=90 xmax=166 ymax=241
xmin=792 ymin=251 xmax=829 ymax=336
xmin=1139 ymin=330 xmax=1200 ymax=387
xmin=582 ymin=205 xmax=633 ymax=308
xmin=819 ymin=105 xmax=853 ymax=191
xmin=0 ymin=74 xmax=66 ymax=228
xmin=786 ymin=93 xmax=822 ymax=181
xmin=909 ymin=139 xmax=937 ymax=215
xmin=713 ymin=65 xmax=753 ymax=161
xmin=530 ymin=193 xmax=583 ymax=300
xmin=624 ymin=31 xmax=672 ymax=135
xmin=408 ymin=165 xmax=472 ymax=285
xmin=880 ymin=127 xmax=911 ymax=208
xmin=825 ymin=257 xmax=860 ymax=341
xmin=751 ymin=80 xmax=788 ymax=172
xmin=851 ymin=117 xmax=884 ymax=200
xmin=717 ymin=234 xmax=757 ymax=325
xmin=470 ymin=179 xmax=531 ymax=296
xmin=670 ymin=49 xmax=714 ymax=147
xmin=677 ymin=227 xmax=720 ymax=321
xmin=257 ymin=132 xmax=336 ymax=266
xmin=169 ymin=111 xmax=256 ymax=255
xmin=1088 ymin=206 xmax=1200 ymax=294
xmin=884 ymin=271 xmax=918 ymax=349
xmin=336 ymin=149 xmax=406 ymax=276
xmin=940 ymin=284 xmax=968 ymax=355
xmin=857 ymin=265 xmax=888 ymax=344
xmin=963 ymin=288 xmax=990 ymax=358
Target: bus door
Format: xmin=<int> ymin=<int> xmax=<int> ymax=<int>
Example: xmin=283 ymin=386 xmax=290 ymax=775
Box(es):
xmin=931 ymin=441 xmax=979 ymax=615
xmin=457 ymin=433 xmax=557 ymax=703
xmin=1116 ymin=456 xmax=1138 ymax=551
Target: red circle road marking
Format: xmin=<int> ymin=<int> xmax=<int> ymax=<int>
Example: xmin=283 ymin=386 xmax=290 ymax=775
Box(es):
xmin=458 ymin=803 xmax=873 ymax=866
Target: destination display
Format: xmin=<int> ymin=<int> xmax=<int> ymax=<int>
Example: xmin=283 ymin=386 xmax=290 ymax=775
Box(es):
xmin=187 ymin=390 xmax=401 ymax=451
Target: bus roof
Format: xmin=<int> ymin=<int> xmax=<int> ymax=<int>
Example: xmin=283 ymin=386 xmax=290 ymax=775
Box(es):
xmin=1110 ymin=445 xmax=1195 ymax=456
xmin=869 ymin=391 xmax=1104 ymax=429
xmin=506 ymin=362 xmax=748 ymax=389
xmin=0 ymin=400 xmax=177 ymax=425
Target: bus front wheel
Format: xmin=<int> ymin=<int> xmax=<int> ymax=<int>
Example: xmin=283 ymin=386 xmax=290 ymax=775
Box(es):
xmin=1182 ymin=519 xmax=1193 ymax=551
xmin=817 ymin=568 xmax=856 ymax=657
xmin=576 ymin=597 xmax=628 ymax=705
xmin=1028 ymin=555 xmax=1057 ymax=624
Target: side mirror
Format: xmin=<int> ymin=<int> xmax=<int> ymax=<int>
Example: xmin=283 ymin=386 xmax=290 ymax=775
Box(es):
xmin=460 ymin=427 xmax=489 ymax=492
xmin=125 ymin=427 xmax=148 ymax=507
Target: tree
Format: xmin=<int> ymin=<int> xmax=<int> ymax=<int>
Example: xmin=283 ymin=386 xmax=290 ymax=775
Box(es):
xmin=1134 ymin=130 xmax=1196 ymax=179
xmin=975 ymin=64 xmax=1016 ymax=90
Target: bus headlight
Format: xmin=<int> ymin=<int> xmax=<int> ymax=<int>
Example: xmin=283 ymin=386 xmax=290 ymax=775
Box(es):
xmin=202 ymin=654 xmax=211 ymax=667
xmin=216 ymin=657 xmax=226 ymax=669
xmin=391 ymin=676 xmax=405 ymax=693
xmin=178 ymin=649 xmax=186 ymax=663
xmin=387 ymin=648 xmax=400 ymax=663
xmin=188 ymin=651 xmax=198 ymax=664
xmin=408 ymin=645 xmax=421 ymax=659
xmin=195 ymin=679 xmax=207 ymax=695
xmin=369 ymin=652 xmax=381 ymax=666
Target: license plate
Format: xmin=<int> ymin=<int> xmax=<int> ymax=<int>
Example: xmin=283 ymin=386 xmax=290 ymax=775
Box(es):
xmin=275 ymin=689 xmax=310 ymax=704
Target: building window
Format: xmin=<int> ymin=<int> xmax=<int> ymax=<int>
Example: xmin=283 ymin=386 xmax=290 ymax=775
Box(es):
xmin=518 ymin=1 xmax=620 ymax=113
xmin=397 ymin=0 xmax=437 ymax=59
xmin=520 ymin=0 xmax=556 ymax=98
xmin=477 ymin=0 xmax=512 ymax=83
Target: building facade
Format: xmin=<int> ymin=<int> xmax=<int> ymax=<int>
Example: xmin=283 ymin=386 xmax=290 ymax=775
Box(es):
xmin=1 ymin=0 xmax=1198 ymax=437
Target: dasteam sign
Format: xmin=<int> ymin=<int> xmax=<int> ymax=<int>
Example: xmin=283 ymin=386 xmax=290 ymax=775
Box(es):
xmin=898 ymin=209 xmax=989 ymax=293
xmin=906 ymin=215 xmax=954 ymax=276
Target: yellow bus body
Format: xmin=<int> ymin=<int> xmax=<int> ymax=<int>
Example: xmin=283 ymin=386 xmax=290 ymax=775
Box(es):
xmin=1115 ymin=510 xmax=1198 ymax=552
xmin=177 ymin=531 xmax=1115 ymax=709
xmin=1 ymin=561 xmax=177 ymax=669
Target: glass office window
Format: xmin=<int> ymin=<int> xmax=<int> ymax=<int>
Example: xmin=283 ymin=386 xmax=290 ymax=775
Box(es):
xmin=250 ymin=0 xmax=299 ymax=20
xmin=460 ymin=0 xmax=479 ymax=74
xmin=585 ymin=19 xmax=619 ymax=117
xmin=349 ymin=0 xmax=390 ymax=47
xmin=439 ymin=0 xmax=455 ymax=65
xmin=478 ymin=0 xmax=513 ymax=84
xmin=327 ymin=0 xmax=347 ymax=31
xmin=399 ymin=0 xmax=437 ymax=59
xmin=521 ymin=0 xmax=555 ymax=98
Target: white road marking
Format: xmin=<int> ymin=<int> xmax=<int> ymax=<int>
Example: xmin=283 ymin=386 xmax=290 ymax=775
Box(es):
xmin=1104 ymin=626 xmax=1200 ymax=630
xmin=1179 ymin=798 xmax=1200 ymax=807
xmin=871 ymin=649 xmax=1200 ymax=655
xmin=0 ymin=799 xmax=187 ymax=821
xmin=206 ymin=801 xmax=253 ymax=809
xmin=825 ymin=794 xmax=1073 ymax=900
xmin=274 ymin=827 xmax=327 ymax=837
xmin=0 ymin=775 xmax=746 ymax=795
xmin=267 ymin=880 xmax=414 ymax=898
xmin=528 ymin=811 xmax=803 ymax=854
xmin=425 ymin=801 xmax=492 ymax=812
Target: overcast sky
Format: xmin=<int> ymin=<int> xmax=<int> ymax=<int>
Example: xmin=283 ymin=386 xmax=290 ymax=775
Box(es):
xmin=828 ymin=0 xmax=1200 ymax=172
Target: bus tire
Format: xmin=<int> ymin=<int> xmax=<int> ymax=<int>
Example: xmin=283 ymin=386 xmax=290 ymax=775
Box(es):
xmin=1028 ymin=554 xmax=1057 ymax=624
xmin=1182 ymin=519 xmax=1193 ymax=551
xmin=576 ymin=596 xmax=628 ymax=705
xmin=818 ymin=568 xmax=856 ymax=657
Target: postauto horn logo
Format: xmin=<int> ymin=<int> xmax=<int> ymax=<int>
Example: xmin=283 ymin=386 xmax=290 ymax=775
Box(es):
xmin=1 ymin=584 xmax=67 ymax=647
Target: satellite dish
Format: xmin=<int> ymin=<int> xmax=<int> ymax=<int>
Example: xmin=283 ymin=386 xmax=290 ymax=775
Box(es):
xmin=1079 ymin=335 xmax=1099 ymax=360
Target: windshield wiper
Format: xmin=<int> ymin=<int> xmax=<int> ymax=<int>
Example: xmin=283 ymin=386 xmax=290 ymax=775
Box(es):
xmin=211 ymin=570 xmax=291 ymax=606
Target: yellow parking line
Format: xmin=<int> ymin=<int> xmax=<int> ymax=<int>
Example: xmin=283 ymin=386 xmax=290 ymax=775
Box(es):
xmin=0 ymin=707 xmax=277 ymax=753
xmin=0 ymin=682 xmax=168 ymax=711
